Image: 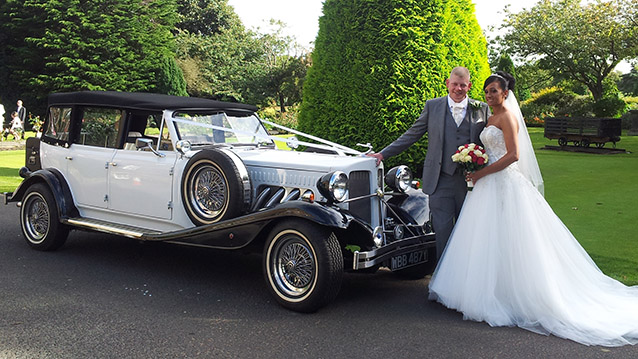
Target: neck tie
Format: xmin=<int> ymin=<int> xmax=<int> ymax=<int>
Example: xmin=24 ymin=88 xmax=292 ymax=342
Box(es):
xmin=453 ymin=104 xmax=464 ymax=127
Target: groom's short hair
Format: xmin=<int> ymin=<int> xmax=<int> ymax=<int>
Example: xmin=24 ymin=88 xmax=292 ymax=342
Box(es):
xmin=450 ymin=67 xmax=470 ymax=81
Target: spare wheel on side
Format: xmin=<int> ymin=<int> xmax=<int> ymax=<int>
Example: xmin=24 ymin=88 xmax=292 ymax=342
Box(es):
xmin=181 ymin=148 xmax=252 ymax=226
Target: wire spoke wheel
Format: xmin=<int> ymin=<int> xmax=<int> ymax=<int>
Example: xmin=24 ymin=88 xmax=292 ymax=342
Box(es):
xmin=182 ymin=149 xmax=251 ymax=226
xmin=271 ymin=235 xmax=316 ymax=297
xmin=20 ymin=183 xmax=69 ymax=251
xmin=264 ymin=220 xmax=343 ymax=312
xmin=23 ymin=193 xmax=50 ymax=242
xmin=192 ymin=165 xmax=228 ymax=218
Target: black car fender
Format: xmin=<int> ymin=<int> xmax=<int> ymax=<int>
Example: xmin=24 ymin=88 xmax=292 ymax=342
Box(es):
xmin=386 ymin=187 xmax=430 ymax=226
xmin=6 ymin=167 xmax=79 ymax=219
xmin=145 ymin=200 xmax=372 ymax=250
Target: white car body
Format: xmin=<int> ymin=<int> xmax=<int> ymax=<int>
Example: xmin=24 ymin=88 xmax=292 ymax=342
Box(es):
xmin=5 ymin=91 xmax=435 ymax=312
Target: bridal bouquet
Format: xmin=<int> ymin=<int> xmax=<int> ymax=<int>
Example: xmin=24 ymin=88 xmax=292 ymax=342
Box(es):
xmin=451 ymin=143 xmax=489 ymax=190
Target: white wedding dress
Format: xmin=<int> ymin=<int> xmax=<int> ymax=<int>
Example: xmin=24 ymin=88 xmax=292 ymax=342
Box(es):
xmin=428 ymin=125 xmax=638 ymax=347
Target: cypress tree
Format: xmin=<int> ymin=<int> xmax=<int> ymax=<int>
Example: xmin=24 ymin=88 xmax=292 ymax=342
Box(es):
xmin=298 ymin=0 xmax=490 ymax=172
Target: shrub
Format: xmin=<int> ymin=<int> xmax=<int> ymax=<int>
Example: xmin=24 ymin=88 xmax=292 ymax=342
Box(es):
xmin=619 ymin=97 xmax=638 ymax=129
xmin=258 ymin=104 xmax=299 ymax=132
xmin=521 ymin=87 xmax=579 ymax=121
xmin=591 ymin=96 xmax=627 ymax=118
xmin=520 ymin=87 xmax=615 ymax=123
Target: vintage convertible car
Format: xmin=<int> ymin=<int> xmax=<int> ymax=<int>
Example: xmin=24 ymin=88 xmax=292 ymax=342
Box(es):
xmin=3 ymin=91 xmax=436 ymax=312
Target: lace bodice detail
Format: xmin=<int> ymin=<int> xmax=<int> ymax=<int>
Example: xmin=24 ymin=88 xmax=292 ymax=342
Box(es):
xmin=480 ymin=126 xmax=506 ymax=162
xmin=479 ymin=126 xmax=518 ymax=171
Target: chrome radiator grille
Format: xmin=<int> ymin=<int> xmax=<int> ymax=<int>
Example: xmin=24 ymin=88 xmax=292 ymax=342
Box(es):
xmin=348 ymin=170 xmax=371 ymax=223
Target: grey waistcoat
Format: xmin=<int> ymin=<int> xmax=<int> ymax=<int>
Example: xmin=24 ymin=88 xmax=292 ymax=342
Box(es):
xmin=442 ymin=109 xmax=472 ymax=176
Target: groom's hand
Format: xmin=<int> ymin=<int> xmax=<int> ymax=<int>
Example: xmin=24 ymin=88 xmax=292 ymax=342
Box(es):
xmin=367 ymin=152 xmax=384 ymax=166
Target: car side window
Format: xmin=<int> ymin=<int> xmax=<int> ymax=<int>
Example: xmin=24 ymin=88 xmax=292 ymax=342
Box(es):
xmin=45 ymin=107 xmax=72 ymax=142
xmin=124 ymin=113 xmax=171 ymax=151
xmin=157 ymin=116 xmax=174 ymax=151
xmin=79 ymin=107 xmax=123 ymax=148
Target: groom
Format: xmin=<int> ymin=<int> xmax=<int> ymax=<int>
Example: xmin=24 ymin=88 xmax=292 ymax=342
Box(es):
xmin=369 ymin=67 xmax=490 ymax=260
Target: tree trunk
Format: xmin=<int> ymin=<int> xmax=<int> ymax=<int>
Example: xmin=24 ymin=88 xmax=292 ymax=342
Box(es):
xmin=589 ymin=81 xmax=604 ymax=102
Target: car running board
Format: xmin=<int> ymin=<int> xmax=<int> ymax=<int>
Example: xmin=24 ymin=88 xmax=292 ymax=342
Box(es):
xmin=64 ymin=218 xmax=162 ymax=239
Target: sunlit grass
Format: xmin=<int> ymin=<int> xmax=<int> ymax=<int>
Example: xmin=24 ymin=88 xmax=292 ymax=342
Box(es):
xmin=531 ymin=128 xmax=638 ymax=285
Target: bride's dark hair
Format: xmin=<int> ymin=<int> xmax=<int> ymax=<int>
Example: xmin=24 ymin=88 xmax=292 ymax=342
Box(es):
xmin=483 ymin=71 xmax=515 ymax=92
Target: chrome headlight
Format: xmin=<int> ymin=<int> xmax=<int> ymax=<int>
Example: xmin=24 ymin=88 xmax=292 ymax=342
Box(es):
xmin=175 ymin=140 xmax=192 ymax=154
xmin=384 ymin=165 xmax=413 ymax=193
xmin=317 ymin=171 xmax=348 ymax=203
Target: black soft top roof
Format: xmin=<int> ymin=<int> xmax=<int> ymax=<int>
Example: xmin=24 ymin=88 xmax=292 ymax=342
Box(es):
xmin=47 ymin=91 xmax=258 ymax=113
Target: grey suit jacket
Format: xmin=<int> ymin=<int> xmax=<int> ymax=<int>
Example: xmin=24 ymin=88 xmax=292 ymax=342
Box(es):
xmin=380 ymin=96 xmax=490 ymax=195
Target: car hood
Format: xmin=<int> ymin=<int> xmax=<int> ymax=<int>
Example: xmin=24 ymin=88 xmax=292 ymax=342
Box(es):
xmin=232 ymin=148 xmax=377 ymax=173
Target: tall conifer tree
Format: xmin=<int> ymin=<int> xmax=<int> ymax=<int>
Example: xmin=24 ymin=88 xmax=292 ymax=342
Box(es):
xmin=299 ymin=0 xmax=490 ymax=172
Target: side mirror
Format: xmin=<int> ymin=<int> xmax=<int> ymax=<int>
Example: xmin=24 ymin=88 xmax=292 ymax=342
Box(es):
xmin=135 ymin=138 xmax=165 ymax=158
xmin=135 ymin=138 xmax=153 ymax=149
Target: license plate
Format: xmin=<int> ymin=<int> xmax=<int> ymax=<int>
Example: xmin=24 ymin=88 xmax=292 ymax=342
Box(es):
xmin=390 ymin=249 xmax=428 ymax=271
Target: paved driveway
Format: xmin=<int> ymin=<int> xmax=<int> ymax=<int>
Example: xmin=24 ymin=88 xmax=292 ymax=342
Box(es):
xmin=0 ymin=203 xmax=636 ymax=358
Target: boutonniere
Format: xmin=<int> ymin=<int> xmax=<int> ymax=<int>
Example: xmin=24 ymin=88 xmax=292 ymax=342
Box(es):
xmin=470 ymin=101 xmax=482 ymax=112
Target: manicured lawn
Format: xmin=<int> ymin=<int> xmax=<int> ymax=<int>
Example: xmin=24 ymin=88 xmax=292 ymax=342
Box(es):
xmin=531 ymin=128 xmax=638 ymax=285
xmin=1 ymin=130 xmax=637 ymax=285
xmin=0 ymin=146 xmax=25 ymax=193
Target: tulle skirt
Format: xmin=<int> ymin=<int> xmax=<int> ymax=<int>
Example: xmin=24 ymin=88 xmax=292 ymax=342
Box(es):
xmin=428 ymin=166 xmax=638 ymax=347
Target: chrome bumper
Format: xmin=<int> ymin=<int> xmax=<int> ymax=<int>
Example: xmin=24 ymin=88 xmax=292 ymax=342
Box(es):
xmin=352 ymin=234 xmax=436 ymax=270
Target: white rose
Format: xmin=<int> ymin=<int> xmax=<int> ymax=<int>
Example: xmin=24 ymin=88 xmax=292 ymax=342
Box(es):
xmin=458 ymin=145 xmax=465 ymax=151
xmin=473 ymin=149 xmax=482 ymax=157
xmin=451 ymin=153 xmax=462 ymax=162
xmin=468 ymin=143 xmax=476 ymax=151
xmin=462 ymin=155 xmax=472 ymax=163
xmin=460 ymin=148 xmax=469 ymax=156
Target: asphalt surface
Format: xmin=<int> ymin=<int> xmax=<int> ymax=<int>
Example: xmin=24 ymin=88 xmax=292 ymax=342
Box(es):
xmin=1 ymin=203 xmax=636 ymax=358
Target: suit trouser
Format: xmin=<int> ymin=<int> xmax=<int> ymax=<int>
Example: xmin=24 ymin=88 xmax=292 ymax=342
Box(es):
xmin=428 ymin=171 xmax=467 ymax=260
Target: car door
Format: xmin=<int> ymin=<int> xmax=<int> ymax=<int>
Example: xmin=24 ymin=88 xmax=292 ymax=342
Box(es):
xmin=107 ymin=113 xmax=177 ymax=220
xmin=66 ymin=145 xmax=116 ymax=209
xmin=107 ymin=149 xmax=177 ymax=219
xmin=65 ymin=107 xmax=122 ymax=210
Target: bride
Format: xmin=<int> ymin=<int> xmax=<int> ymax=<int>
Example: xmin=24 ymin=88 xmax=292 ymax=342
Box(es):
xmin=428 ymin=71 xmax=638 ymax=347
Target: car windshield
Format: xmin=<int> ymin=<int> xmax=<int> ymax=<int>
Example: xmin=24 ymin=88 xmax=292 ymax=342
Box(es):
xmin=172 ymin=111 xmax=273 ymax=146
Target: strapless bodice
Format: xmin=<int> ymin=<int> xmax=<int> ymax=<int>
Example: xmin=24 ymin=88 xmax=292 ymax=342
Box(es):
xmin=479 ymin=126 xmax=506 ymax=162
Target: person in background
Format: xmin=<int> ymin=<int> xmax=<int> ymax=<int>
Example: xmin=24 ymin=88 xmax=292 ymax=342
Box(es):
xmin=5 ymin=111 xmax=23 ymax=140
xmin=16 ymin=99 xmax=27 ymax=123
